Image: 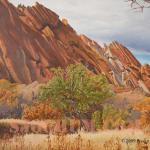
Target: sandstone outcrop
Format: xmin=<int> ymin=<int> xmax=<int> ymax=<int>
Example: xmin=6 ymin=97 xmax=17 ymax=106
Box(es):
xmin=80 ymin=36 xmax=150 ymax=93
xmin=0 ymin=0 xmax=111 ymax=84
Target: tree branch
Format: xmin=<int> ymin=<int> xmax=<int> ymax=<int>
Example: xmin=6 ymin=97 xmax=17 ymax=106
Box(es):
xmin=127 ymin=0 xmax=150 ymax=11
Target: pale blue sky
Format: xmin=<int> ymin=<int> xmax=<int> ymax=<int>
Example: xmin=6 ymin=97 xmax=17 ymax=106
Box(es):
xmin=10 ymin=0 xmax=150 ymax=64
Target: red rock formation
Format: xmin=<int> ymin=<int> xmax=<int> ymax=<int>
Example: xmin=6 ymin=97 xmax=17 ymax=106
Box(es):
xmin=0 ymin=0 xmax=110 ymax=84
xmin=141 ymin=64 xmax=150 ymax=90
xmin=80 ymin=36 xmax=150 ymax=93
xmin=0 ymin=0 xmax=149 ymax=93
xmin=101 ymin=42 xmax=150 ymax=93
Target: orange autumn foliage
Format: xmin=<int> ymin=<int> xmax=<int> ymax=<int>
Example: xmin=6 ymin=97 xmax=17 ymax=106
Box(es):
xmin=22 ymin=101 xmax=62 ymax=120
xmin=134 ymin=97 xmax=150 ymax=127
xmin=0 ymin=89 xmax=17 ymax=105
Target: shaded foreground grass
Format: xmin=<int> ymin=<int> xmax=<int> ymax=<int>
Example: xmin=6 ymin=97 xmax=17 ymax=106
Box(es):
xmin=0 ymin=129 xmax=149 ymax=150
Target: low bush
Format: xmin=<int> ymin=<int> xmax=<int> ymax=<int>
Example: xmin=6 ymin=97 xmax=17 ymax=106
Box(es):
xmin=22 ymin=101 xmax=62 ymax=120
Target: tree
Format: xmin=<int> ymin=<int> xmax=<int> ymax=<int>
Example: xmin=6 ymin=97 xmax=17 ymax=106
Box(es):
xmin=134 ymin=97 xmax=150 ymax=128
xmin=102 ymin=104 xmax=130 ymax=129
xmin=0 ymin=79 xmax=18 ymax=106
xmin=128 ymin=0 xmax=150 ymax=11
xmin=38 ymin=64 xmax=113 ymax=121
xmin=0 ymin=80 xmax=23 ymax=119
xmin=22 ymin=101 xmax=61 ymax=120
xmin=0 ymin=89 xmax=16 ymax=105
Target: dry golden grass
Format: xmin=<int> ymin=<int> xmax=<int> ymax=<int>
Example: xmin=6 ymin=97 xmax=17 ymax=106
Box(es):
xmin=0 ymin=119 xmax=47 ymax=128
xmin=0 ymin=129 xmax=149 ymax=150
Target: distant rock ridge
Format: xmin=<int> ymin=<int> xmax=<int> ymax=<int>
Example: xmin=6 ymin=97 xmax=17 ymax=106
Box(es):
xmin=0 ymin=0 xmax=149 ymax=94
xmin=80 ymin=36 xmax=150 ymax=94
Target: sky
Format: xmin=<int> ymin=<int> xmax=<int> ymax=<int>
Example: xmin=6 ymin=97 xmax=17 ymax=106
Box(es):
xmin=10 ymin=0 xmax=150 ymax=64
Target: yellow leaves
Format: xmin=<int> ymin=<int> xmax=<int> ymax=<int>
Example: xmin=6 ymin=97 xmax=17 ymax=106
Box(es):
xmin=0 ymin=88 xmax=17 ymax=106
xmin=134 ymin=97 xmax=150 ymax=112
xmin=134 ymin=97 xmax=150 ymax=127
xmin=22 ymin=101 xmax=61 ymax=120
xmin=0 ymin=79 xmax=19 ymax=107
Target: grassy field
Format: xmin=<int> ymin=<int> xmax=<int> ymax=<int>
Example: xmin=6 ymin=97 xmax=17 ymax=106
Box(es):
xmin=0 ymin=129 xmax=149 ymax=150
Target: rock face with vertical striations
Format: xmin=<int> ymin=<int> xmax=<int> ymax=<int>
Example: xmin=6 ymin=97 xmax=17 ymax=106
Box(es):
xmin=80 ymin=36 xmax=150 ymax=94
xmin=101 ymin=41 xmax=150 ymax=93
xmin=0 ymin=0 xmax=149 ymax=94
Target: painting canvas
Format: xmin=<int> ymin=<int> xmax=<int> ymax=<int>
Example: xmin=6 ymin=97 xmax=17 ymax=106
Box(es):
xmin=0 ymin=0 xmax=150 ymax=149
